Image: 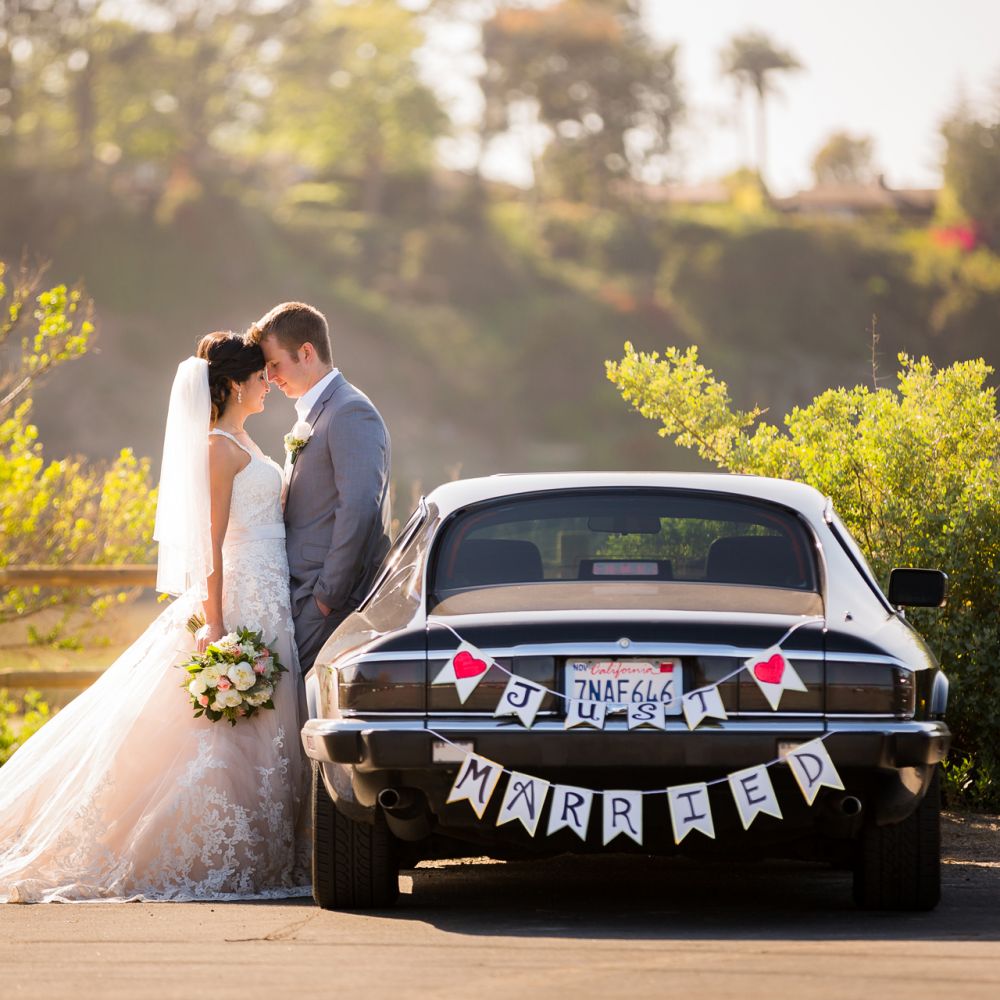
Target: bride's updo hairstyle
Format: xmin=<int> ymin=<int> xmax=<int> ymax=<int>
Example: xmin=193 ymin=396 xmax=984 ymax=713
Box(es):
xmin=195 ymin=331 xmax=266 ymax=422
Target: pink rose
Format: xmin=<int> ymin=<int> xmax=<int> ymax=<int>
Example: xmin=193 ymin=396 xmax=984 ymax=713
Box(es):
xmin=217 ymin=676 xmax=232 ymax=692
xmin=254 ymin=655 xmax=269 ymax=675
xmin=198 ymin=694 xmax=210 ymax=707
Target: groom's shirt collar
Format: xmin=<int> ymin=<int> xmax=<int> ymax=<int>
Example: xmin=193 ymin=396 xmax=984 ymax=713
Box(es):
xmin=295 ymin=368 xmax=339 ymax=422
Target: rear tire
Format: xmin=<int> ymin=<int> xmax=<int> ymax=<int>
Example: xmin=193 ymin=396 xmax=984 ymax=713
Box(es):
xmin=312 ymin=762 xmax=400 ymax=910
xmin=852 ymin=769 xmax=941 ymax=911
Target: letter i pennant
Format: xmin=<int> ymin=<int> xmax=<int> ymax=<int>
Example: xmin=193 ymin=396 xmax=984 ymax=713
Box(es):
xmin=432 ymin=642 xmax=493 ymax=704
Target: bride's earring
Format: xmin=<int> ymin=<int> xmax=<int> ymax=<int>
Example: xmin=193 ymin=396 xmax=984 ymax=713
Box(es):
xmin=237 ymin=386 xmax=243 ymax=404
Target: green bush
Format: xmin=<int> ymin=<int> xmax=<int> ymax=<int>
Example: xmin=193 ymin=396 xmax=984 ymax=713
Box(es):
xmin=0 ymin=689 xmax=51 ymax=766
xmin=608 ymin=343 xmax=1000 ymax=810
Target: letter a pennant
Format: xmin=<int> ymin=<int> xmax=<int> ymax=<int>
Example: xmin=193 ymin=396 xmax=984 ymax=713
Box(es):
xmin=786 ymin=739 xmax=845 ymax=805
xmin=432 ymin=642 xmax=494 ymax=704
xmin=496 ymin=771 xmax=550 ymax=836
xmin=446 ymin=753 xmax=504 ymax=819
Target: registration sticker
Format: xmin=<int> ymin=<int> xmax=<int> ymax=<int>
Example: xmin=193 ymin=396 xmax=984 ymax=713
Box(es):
xmin=564 ymin=659 xmax=682 ymax=713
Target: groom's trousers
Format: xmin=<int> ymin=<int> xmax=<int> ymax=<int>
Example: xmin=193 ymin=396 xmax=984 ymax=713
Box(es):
xmin=293 ymin=597 xmax=348 ymax=675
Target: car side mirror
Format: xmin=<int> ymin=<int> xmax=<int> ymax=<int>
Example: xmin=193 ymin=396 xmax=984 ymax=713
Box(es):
xmin=887 ymin=568 xmax=948 ymax=608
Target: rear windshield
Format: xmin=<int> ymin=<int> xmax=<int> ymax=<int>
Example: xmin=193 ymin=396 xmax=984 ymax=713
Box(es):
xmin=429 ymin=489 xmax=818 ymax=608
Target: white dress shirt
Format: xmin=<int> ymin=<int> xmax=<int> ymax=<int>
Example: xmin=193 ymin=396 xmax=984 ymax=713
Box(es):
xmin=295 ymin=368 xmax=339 ymax=423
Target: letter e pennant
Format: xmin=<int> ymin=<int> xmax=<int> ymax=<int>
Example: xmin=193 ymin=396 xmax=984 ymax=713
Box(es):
xmin=727 ymin=765 xmax=783 ymax=829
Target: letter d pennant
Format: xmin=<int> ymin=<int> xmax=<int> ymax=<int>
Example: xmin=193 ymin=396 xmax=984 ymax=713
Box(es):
xmin=786 ymin=738 xmax=845 ymax=806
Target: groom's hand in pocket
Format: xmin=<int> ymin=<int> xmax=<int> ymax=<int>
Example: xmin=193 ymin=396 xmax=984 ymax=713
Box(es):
xmin=314 ymin=595 xmax=332 ymax=618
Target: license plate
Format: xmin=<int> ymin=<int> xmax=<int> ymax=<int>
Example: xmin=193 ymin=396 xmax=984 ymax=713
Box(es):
xmin=564 ymin=659 xmax=682 ymax=713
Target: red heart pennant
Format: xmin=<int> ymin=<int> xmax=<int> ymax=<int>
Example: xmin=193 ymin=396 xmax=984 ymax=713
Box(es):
xmin=752 ymin=653 xmax=785 ymax=685
xmin=453 ymin=650 xmax=488 ymax=679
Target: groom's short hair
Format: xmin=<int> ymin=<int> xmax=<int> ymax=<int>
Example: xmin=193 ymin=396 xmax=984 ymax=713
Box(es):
xmin=248 ymin=302 xmax=332 ymax=366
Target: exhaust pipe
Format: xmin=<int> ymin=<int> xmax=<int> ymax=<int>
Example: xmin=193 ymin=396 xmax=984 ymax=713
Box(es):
xmin=837 ymin=795 xmax=863 ymax=816
xmin=377 ymin=787 xmax=431 ymax=841
xmin=378 ymin=787 xmax=416 ymax=812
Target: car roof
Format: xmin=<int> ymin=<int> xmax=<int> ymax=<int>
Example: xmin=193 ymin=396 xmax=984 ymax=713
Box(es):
xmin=424 ymin=473 xmax=828 ymax=522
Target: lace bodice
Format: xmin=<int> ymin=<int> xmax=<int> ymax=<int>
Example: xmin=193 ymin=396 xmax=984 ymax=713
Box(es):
xmin=210 ymin=430 xmax=284 ymax=532
xmin=209 ymin=430 xmax=294 ymax=643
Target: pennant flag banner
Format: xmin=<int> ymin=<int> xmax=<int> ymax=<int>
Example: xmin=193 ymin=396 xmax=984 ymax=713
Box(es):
xmin=427 ymin=618 xmax=841 ymax=847
xmin=786 ymin=738 xmax=845 ymax=805
xmin=432 ymin=641 xmax=495 ymax=704
xmin=668 ymin=782 xmax=716 ymax=844
xmin=497 ymin=771 xmax=550 ymax=835
xmin=603 ymin=791 xmax=644 ymax=846
xmin=426 ymin=616 xmax=824 ymax=734
xmin=546 ymin=785 xmax=595 ymax=841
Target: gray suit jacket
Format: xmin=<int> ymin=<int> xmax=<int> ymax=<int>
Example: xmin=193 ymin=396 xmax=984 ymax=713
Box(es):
xmin=284 ymin=372 xmax=391 ymax=619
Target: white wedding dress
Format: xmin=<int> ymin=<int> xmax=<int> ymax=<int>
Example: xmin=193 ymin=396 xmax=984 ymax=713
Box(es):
xmin=0 ymin=429 xmax=311 ymax=903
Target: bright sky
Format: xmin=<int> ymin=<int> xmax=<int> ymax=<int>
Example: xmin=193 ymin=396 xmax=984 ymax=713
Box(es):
xmin=644 ymin=0 xmax=1000 ymax=194
xmin=432 ymin=0 xmax=1000 ymax=196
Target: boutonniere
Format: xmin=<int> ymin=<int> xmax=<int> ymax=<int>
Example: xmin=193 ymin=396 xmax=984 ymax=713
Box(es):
xmin=284 ymin=419 xmax=313 ymax=464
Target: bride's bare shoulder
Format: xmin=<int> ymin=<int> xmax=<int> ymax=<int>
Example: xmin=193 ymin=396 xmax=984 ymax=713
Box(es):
xmin=208 ymin=433 xmax=250 ymax=477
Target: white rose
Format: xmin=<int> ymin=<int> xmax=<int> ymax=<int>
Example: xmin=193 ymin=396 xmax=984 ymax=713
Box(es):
xmin=290 ymin=420 xmax=313 ymax=441
xmin=201 ymin=664 xmax=223 ymax=688
xmin=247 ymin=684 xmax=274 ymax=707
xmin=217 ymin=688 xmax=243 ymax=709
xmin=188 ymin=676 xmax=208 ymax=697
xmin=219 ymin=632 xmax=239 ymax=646
xmin=227 ymin=662 xmax=256 ymax=692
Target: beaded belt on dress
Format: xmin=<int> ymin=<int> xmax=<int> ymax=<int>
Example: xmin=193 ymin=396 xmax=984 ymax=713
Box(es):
xmin=224 ymin=523 xmax=286 ymax=546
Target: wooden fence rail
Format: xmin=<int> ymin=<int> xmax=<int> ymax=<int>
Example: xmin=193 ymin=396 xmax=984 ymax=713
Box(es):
xmin=1 ymin=565 xmax=158 ymax=694
xmin=0 ymin=565 xmax=158 ymax=588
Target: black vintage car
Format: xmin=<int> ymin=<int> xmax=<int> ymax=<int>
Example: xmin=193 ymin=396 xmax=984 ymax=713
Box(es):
xmin=301 ymin=474 xmax=949 ymax=911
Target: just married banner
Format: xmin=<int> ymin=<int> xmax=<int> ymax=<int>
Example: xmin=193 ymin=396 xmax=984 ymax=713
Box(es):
xmin=424 ymin=616 xmax=844 ymax=846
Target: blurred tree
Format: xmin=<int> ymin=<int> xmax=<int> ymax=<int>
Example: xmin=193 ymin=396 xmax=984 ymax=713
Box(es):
xmin=720 ymin=30 xmax=801 ymax=187
xmin=812 ymin=131 xmax=877 ymax=186
xmin=942 ymin=97 xmax=1000 ymax=250
xmin=255 ymin=0 xmax=446 ymax=216
xmin=0 ymin=259 xmax=158 ymax=647
xmin=607 ymin=342 xmax=1000 ymax=809
xmin=480 ymin=0 xmax=683 ymax=203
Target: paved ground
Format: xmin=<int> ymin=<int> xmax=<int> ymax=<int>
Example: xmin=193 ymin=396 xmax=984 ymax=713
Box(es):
xmin=3 ymin=813 xmax=998 ymax=1000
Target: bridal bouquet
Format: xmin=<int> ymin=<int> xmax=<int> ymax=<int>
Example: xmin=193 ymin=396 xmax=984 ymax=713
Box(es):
xmin=180 ymin=623 xmax=287 ymax=726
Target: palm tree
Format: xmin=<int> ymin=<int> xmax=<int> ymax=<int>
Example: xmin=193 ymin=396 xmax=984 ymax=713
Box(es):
xmin=720 ymin=31 xmax=802 ymax=187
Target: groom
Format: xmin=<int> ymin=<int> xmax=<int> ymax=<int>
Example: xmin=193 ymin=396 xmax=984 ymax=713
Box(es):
xmin=249 ymin=302 xmax=392 ymax=673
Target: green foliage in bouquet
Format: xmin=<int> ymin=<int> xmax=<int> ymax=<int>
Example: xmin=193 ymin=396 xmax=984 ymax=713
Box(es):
xmin=0 ymin=259 xmax=158 ymax=646
xmin=181 ymin=626 xmax=287 ymax=727
xmin=607 ymin=343 xmax=1000 ymax=810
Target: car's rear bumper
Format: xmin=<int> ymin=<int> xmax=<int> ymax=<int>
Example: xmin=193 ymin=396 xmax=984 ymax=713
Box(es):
xmin=302 ymin=716 xmax=949 ymax=772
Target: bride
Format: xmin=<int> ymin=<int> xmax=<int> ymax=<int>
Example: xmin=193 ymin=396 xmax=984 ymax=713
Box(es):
xmin=0 ymin=333 xmax=310 ymax=902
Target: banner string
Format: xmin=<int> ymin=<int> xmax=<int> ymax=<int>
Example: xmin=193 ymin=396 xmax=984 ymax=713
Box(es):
xmin=425 ymin=614 xmax=827 ymax=705
xmin=425 ymin=727 xmax=835 ymax=793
